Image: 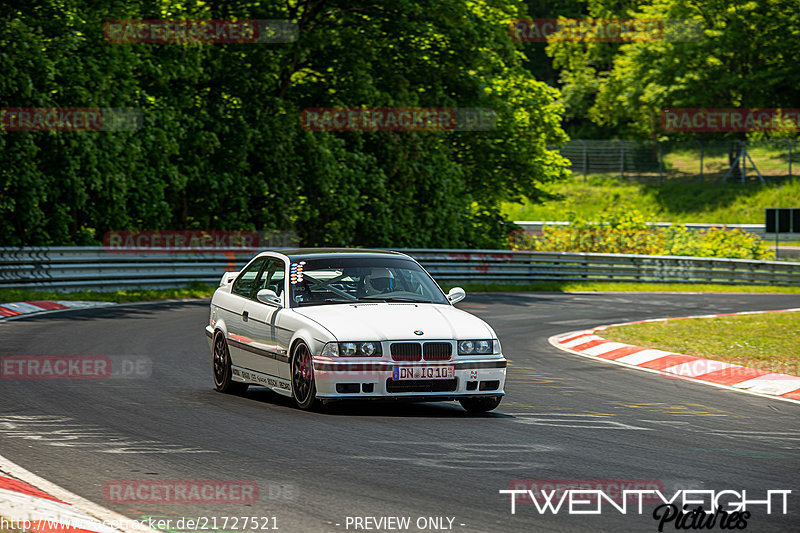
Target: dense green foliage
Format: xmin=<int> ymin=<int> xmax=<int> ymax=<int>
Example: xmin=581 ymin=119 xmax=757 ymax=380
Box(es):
xmin=541 ymin=0 xmax=800 ymax=139
xmin=512 ymin=208 xmax=775 ymax=259
xmin=0 ymin=0 xmax=569 ymax=247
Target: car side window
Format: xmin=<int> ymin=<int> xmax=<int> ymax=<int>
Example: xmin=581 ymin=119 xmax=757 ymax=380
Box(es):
xmin=232 ymin=257 xmax=266 ymax=299
xmin=255 ymin=258 xmax=286 ymax=297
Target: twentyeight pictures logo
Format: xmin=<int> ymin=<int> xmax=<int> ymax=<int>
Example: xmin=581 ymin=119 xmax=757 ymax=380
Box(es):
xmin=500 ymin=485 xmax=791 ymax=531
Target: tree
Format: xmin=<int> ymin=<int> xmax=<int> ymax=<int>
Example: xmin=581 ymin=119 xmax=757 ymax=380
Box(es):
xmin=0 ymin=0 xmax=570 ymax=248
xmin=547 ymin=0 xmax=800 ymax=140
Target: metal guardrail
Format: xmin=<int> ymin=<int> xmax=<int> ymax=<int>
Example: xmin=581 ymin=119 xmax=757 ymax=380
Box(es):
xmin=2 ymin=247 xmax=800 ymax=291
xmin=512 ymin=220 xmax=797 ymax=241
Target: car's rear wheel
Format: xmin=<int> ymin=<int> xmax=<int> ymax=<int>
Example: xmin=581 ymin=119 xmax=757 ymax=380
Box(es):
xmin=459 ymin=396 xmax=502 ymax=414
xmin=291 ymin=341 xmax=318 ymax=410
xmin=213 ymin=332 xmax=248 ymax=395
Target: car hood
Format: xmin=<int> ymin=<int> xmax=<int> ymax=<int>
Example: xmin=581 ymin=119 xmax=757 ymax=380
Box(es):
xmin=293 ymin=302 xmax=494 ymax=341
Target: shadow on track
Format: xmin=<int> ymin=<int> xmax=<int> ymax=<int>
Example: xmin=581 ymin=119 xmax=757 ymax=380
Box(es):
xmin=232 ymin=387 xmax=514 ymax=419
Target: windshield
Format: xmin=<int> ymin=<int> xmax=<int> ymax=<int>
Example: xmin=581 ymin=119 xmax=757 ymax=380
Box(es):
xmin=289 ymin=257 xmax=448 ymax=307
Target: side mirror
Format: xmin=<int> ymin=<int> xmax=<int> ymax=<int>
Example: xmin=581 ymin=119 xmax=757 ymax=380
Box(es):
xmin=220 ymin=271 xmax=238 ymax=286
xmin=447 ymin=287 xmax=466 ymax=304
xmin=256 ymin=288 xmax=283 ymax=307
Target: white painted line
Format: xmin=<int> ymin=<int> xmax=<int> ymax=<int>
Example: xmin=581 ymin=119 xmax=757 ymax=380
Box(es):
xmin=733 ymin=374 xmax=800 ymax=395
xmin=582 ymin=342 xmax=628 ymax=356
xmin=0 ymin=487 xmax=119 ymax=533
xmin=560 ymin=334 xmax=602 ymax=349
xmin=550 ymin=309 xmax=800 ymax=405
xmin=0 ymin=453 xmax=159 ymax=533
xmin=0 ymin=302 xmax=46 ymax=314
xmin=548 ymin=333 xmax=800 ymax=406
xmin=53 ymin=301 xmax=116 ymax=309
xmin=616 ymin=349 xmax=673 ymax=366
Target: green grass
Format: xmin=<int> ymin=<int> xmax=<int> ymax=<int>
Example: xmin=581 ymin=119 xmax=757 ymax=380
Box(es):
xmin=3 ymin=281 xmax=799 ymax=307
xmin=662 ymin=143 xmax=795 ymax=177
xmin=601 ymin=311 xmax=800 ymax=376
xmin=503 ymin=174 xmax=800 ymax=224
xmin=0 ymin=283 xmax=216 ymax=304
xmin=440 ymin=281 xmax=800 ymax=294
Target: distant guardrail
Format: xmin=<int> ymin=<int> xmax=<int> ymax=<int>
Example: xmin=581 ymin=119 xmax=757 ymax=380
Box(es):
xmin=512 ymin=220 xmax=797 ymax=241
xmin=2 ymin=247 xmax=800 ymax=291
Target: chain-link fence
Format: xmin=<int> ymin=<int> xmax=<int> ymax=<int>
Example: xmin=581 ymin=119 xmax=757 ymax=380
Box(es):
xmin=556 ymin=139 xmax=799 ymax=183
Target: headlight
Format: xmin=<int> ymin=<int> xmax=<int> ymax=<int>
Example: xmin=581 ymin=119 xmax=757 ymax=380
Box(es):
xmin=321 ymin=342 xmax=339 ymax=357
xmin=322 ymin=341 xmax=382 ymax=357
xmin=341 ymin=342 xmax=357 ymax=356
xmin=458 ymin=339 xmax=498 ymax=355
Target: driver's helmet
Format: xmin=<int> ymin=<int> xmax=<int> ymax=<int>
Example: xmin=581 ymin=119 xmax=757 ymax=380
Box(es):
xmin=365 ymin=268 xmax=395 ymax=294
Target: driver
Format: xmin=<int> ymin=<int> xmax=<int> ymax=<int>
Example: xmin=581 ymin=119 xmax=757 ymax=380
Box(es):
xmin=364 ymin=268 xmax=395 ymax=295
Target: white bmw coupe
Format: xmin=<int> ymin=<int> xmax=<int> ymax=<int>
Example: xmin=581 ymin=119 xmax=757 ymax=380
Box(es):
xmin=205 ymin=249 xmax=506 ymax=413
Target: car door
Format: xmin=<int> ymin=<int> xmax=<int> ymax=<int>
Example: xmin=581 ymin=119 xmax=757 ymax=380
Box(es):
xmin=226 ymin=256 xmax=266 ymax=370
xmin=238 ymin=257 xmax=287 ymax=381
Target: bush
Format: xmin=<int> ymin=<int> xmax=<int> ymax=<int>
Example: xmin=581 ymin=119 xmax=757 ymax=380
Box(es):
xmin=511 ymin=209 xmax=774 ymax=260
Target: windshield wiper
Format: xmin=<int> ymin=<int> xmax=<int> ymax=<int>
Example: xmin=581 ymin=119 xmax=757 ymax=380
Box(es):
xmin=297 ymin=298 xmax=354 ymax=306
xmin=362 ymin=296 xmax=431 ymax=303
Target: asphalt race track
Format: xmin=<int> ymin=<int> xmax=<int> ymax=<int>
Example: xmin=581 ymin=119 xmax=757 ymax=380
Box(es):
xmin=1 ymin=293 xmax=799 ymax=532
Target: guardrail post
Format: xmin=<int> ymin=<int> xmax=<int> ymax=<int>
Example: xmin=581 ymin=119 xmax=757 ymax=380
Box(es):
xmin=580 ymin=139 xmax=588 ymax=182
xmin=697 ymin=140 xmax=704 ymax=183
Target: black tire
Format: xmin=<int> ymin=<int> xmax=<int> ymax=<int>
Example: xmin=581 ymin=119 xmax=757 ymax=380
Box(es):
xmin=213 ymin=332 xmax=248 ymax=395
xmin=459 ymin=396 xmax=502 ymax=414
xmin=291 ymin=341 xmax=318 ymax=410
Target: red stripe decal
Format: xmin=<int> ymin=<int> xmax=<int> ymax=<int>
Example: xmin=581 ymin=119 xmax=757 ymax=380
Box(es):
xmin=638 ymin=354 xmax=699 ymax=370
xmin=27 ymin=301 xmax=68 ymax=310
xmin=781 ymin=389 xmax=800 ymax=400
xmin=0 ymin=307 xmax=23 ymax=317
xmin=0 ymin=475 xmax=64 ymax=503
xmin=571 ymin=339 xmax=606 ymax=351
xmin=693 ymin=366 xmax=770 ymax=386
xmin=596 ymin=345 xmax=647 ymax=360
xmin=560 ymin=332 xmax=591 ymax=344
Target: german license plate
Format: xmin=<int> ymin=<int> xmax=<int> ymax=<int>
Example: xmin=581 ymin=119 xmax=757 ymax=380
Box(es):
xmin=393 ymin=365 xmax=454 ymax=380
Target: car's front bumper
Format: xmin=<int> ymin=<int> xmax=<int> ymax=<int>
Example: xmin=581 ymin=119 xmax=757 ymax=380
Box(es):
xmin=312 ymin=357 xmax=507 ymax=399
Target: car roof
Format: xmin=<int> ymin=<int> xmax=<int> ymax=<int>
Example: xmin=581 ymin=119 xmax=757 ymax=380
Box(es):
xmin=261 ymin=248 xmax=413 ymax=262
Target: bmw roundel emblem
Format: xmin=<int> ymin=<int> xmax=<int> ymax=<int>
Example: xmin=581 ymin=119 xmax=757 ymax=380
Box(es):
xmin=414 ymin=330 xmax=424 ymax=336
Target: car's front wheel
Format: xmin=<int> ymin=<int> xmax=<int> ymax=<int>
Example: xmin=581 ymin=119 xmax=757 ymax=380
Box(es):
xmin=291 ymin=341 xmax=318 ymax=410
xmin=213 ymin=332 xmax=248 ymax=395
xmin=459 ymin=396 xmax=502 ymax=414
